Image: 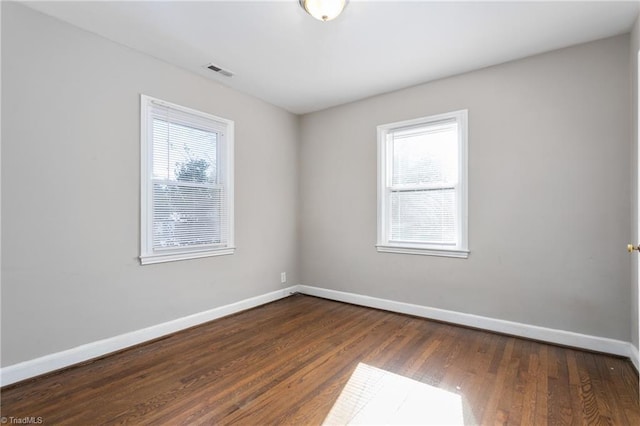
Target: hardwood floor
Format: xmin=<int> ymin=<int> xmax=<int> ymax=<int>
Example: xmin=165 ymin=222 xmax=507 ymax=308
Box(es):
xmin=1 ymin=294 xmax=638 ymax=425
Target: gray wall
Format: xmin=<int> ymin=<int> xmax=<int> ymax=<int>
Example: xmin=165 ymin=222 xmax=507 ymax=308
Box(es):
xmin=1 ymin=3 xmax=300 ymax=366
xmin=300 ymin=35 xmax=632 ymax=341
xmin=631 ymin=16 xmax=640 ymax=351
xmin=1 ymin=2 xmax=636 ymax=368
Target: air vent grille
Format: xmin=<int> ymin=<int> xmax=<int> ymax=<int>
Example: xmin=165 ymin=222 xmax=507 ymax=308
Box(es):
xmin=206 ymin=63 xmax=234 ymax=77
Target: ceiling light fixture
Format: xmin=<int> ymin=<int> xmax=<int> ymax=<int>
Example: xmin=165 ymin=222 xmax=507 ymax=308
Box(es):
xmin=299 ymin=0 xmax=348 ymax=22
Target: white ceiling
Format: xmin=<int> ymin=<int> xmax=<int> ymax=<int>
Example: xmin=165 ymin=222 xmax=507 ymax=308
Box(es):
xmin=23 ymin=1 xmax=640 ymax=114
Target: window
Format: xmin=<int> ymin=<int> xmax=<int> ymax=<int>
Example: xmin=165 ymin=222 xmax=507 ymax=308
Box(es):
xmin=377 ymin=110 xmax=468 ymax=258
xmin=140 ymin=95 xmax=234 ymax=265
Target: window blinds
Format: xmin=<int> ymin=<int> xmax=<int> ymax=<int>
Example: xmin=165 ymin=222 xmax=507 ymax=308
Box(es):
xmin=148 ymin=100 xmax=230 ymax=251
xmin=388 ymin=120 xmax=459 ymax=245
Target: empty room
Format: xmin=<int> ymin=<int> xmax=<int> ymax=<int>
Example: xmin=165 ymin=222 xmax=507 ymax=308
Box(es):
xmin=2 ymin=0 xmax=640 ymax=424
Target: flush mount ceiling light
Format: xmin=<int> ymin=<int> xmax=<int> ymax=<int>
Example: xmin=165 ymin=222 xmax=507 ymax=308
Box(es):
xmin=300 ymin=0 xmax=348 ymax=22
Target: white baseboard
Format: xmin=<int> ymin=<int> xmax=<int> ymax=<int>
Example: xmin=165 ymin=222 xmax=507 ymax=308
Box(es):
xmin=0 ymin=286 xmax=297 ymax=387
xmin=296 ymin=285 xmax=638 ymax=365
xmin=3 ymin=284 xmax=637 ymax=387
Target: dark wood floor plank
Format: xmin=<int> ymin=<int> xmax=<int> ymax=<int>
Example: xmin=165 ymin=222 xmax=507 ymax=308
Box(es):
xmin=534 ymin=344 xmax=550 ymax=424
xmin=547 ymin=345 xmax=574 ymax=425
xmin=1 ymin=295 xmax=638 ymax=425
xmin=520 ymin=351 xmax=539 ymax=425
xmin=480 ymin=337 xmax=515 ymax=425
xmin=462 ymin=331 xmax=502 ymax=423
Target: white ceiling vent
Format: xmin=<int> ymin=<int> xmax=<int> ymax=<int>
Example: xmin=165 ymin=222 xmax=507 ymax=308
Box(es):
xmin=205 ymin=63 xmax=234 ymax=77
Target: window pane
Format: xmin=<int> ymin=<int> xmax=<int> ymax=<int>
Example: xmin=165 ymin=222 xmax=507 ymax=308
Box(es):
xmin=152 ymin=182 xmax=227 ymax=248
xmin=152 ymin=119 xmax=218 ymax=183
xmin=390 ymin=189 xmax=456 ymax=244
xmin=392 ymin=123 xmax=458 ymax=186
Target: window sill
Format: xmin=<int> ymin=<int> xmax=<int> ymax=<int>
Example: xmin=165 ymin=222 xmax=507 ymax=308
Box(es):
xmin=376 ymin=244 xmax=469 ymax=259
xmin=140 ymin=247 xmax=235 ymax=265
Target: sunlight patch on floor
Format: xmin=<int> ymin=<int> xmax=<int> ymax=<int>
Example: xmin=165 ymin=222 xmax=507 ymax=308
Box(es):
xmin=323 ymin=363 xmax=465 ymax=425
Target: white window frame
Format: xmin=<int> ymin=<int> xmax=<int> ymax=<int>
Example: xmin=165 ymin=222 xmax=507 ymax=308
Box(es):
xmin=376 ymin=110 xmax=469 ymax=258
xmin=140 ymin=95 xmax=235 ymax=265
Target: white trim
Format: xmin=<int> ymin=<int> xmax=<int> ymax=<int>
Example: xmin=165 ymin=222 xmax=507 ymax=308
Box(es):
xmin=140 ymin=247 xmax=235 ymax=265
xmin=636 ymin=48 xmax=640 ymax=386
xmin=0 ymin=286 xmax=297 ymax=387
xmin=225 ymin=118 xmax=235 ymax=251
xmin=376 ymin=244 xmax=469 ymax=258
xmin=296 ymin=285 xmax=634 ymax=359
xmin=458 ymin=110 xmax=469 ymax=252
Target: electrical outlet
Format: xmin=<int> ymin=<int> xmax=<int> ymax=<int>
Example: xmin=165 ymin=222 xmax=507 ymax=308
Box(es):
xmin=280 ymin=272 xmax=287 ymax=284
